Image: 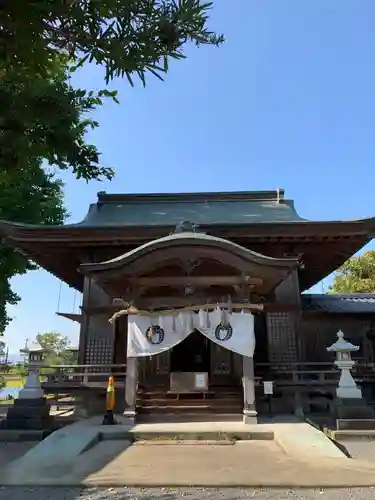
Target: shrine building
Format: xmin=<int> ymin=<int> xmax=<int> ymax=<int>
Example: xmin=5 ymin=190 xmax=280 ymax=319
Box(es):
xmin=1 ymin=189 xmax=375 ymax=422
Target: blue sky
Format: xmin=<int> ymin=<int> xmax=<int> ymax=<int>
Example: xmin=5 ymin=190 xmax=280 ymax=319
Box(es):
xmin=4 ymin=0 xmax=375 ymax=353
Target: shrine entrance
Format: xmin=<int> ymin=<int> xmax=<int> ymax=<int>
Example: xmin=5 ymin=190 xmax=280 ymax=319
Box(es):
xmin=81 ymin=229 xmax=299 ymax=421
xmin=170 ymin=330 xmax=210 ymax=373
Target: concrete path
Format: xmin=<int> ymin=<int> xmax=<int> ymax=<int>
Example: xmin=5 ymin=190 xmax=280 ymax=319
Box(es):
xmin=1 ymin=415 xmax=375 ymax=487
xmin=338 ymin=440 xmax=375 ymax=462
xmin=2 ymin=439 xmax=375 ymax=488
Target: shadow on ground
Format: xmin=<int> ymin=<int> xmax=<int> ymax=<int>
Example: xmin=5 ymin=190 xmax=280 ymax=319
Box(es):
xmin=2 ymin=416 xmax=375 ymax=489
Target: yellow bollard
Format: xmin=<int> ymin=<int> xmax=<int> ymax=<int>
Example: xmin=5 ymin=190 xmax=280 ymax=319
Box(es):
xmin=102 ymin=376 xmax=116 ymax=425
xmin=106 ymin=376 xmax=115 ymax=410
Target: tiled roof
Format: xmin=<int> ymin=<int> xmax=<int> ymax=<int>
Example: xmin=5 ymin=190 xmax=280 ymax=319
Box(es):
xmin=76 ymin=190 xmax=306 ymax=227
xmin=302 ymin=294 xmax=375 ymax=314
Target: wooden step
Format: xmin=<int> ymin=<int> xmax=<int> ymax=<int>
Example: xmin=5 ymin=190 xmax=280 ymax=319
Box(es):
xmin=138 ymin=392 xmax=242 ymax=399
xmin=137 ymin=386 xmax=243 ymax=420
xmin=137 ymin=401 xmax=242 ymax=408
xmin=137 ymin=413 xmax=243 ymax=423
xmin=137 ymin=396 xmax=243 ymax=405
xmin=138 ymin=401 xmax=243 ymax=411
xmin=138 ymin=407 xmax=242 ymax=414
xmin=137 ymin=401 xmax=243 ymax=408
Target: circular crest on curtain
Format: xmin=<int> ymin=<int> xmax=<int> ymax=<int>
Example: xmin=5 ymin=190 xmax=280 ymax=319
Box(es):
xmin=214 ymin=322 xmax=233 ymax=342
xmin=145 ymin=325 xmax=165 ymax=345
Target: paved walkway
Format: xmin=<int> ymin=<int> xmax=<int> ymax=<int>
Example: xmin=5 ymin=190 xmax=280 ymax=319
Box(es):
xmin=338 ymin=440 xmax=375 ymax=462
xmin=2 ymin=417 xmax=375 ymax=488
xmin=74 ymin=440 xmax=375 ymax=488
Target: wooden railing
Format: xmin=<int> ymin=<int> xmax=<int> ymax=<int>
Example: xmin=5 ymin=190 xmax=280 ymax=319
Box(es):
xmin=1 ymin=364 xmax=127 ymax=414
xmin=253 ymin=361 xmax=375 ymax=415
xmin=255 ymin=361 xmax=375 ymax=384
xmin=40 ymin=363 xmax=127 ymax=387
xmin=2 ymin=360 xmax=374 ymax=418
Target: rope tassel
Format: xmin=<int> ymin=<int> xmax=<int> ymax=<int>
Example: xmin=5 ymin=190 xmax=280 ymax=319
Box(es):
xmin=187 ymin=311 xmax=194 ymax=331
xmin=171 ymin=314 xmax=176 ymax=333
xmin=198 ymin=308 xmax=210 ymax=329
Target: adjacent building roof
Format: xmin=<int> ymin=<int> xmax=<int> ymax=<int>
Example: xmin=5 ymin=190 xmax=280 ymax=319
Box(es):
xmin=302 ymin=294 xmax=375 ymax=314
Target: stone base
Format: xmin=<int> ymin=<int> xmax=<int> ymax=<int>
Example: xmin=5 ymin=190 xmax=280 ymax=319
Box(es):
xmin=122 ymin=410 xmax=136 ymax=423
xmin=243 ymin=410 xmax=258 ymax=425
xmin=0 ymin=429 xmax=52 ymax=442
xmin=333 ymin=397 xmax=375 ymax=421
xmin=337 ymin=386 xmax=362 ymax=399
xmin=0 ymin=397 xmax=54 ymax=432
xmin=102 ymin=410 xmax=117 ymax=425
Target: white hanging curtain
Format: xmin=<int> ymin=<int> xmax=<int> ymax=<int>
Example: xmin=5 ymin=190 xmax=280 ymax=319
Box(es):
xmin=127 ymin=307 xmax=255 ymax=358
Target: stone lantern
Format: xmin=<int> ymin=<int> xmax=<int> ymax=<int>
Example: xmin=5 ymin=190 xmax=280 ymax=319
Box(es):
xmin=327 ymin=330 xmax=361 ymax=399
xmin=0 ymin=340 xmax=53 ymax=433
xmin=18 ymin=341 xmax=45 ymax=400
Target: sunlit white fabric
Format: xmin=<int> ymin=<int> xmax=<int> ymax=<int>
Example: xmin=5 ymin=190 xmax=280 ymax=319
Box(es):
xmin=127 ymin=308 xmax=255 ymax=358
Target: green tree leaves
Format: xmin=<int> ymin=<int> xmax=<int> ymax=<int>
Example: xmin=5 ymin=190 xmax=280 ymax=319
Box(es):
xmin=1 ymin=1 xmax=223 ymax=84
xmin=329 ymin=251 xmax=375 ymax=294
xmin=0 ymin=1 xmax=222 ymax=333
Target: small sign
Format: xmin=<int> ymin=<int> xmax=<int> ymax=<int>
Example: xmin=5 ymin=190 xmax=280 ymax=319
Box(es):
xmin=195 ymin=372 xmax=207 ymax=390
xmin=263 ymin=381 xmax=274 ymax=395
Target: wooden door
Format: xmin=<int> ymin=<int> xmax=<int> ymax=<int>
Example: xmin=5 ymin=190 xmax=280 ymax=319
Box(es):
xmin=210 ymin=342 xmax=234 ymax=386
xmin=139 ymin=351 xmax=170 ymax=388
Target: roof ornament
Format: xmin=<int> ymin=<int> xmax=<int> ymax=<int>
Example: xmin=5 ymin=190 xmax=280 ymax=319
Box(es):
xmin=174 ymin=220 xmax=199 ymax=234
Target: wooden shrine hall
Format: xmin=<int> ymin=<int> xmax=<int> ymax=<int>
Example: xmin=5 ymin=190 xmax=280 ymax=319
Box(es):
xmin=1 ymin=189 xmax=375 ymax=422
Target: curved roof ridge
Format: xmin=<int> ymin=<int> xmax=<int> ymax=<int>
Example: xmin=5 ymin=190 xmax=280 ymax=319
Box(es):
xmin=80 ymin=231 xmax=299 ymax=274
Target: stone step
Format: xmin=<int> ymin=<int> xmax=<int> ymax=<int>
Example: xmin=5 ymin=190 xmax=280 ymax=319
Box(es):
xmin=6 ymin=406 xmax=50 ymax=420
xmin=0 ymin=418 xmax=53 ymax=430
xmin=336 ymin=419 xmax=375 ymax=431
xmin=326 ymin=429 xmax=375 ymax=441
xmin=0 ymin=429 xmax=52 ymax=442
xmin=12 ymin=398 xmax=48 ymax=408
xmin=135 ymin=413 xmax=245 ymax=424
xmin=99 ymin=426 xmax=273 ymax=440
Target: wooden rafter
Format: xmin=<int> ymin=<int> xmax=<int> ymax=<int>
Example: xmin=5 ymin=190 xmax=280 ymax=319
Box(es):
xmin=123 ymin=275 xmax=263 ymax=287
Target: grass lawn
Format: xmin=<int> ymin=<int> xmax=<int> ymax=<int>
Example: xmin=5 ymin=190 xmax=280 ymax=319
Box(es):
xmin=3 ymin=378 xmax=23 ymax=388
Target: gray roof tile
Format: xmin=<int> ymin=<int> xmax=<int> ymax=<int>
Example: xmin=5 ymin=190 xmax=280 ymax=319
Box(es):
xmin=302 ymin=294 xmax=375 ymax=314
xmin=77 ymin=197 xmax=305 ymax=227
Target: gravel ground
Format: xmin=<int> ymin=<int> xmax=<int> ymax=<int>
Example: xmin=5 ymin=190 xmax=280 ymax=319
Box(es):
xmin=1 ymin=487 xmax=375 ymax=500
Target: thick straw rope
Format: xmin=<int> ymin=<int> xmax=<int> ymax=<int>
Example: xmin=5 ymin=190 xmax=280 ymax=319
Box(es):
xmin=108 ymin=302 xmax=262 ymax=324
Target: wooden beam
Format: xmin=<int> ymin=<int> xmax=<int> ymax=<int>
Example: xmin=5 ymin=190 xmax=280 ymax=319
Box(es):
xmin=82 ymin=301 xmax=299 ymax=315
xmin=135 ymin=296 xmax=242 ymax=309
xmin=124 ymin=276 xmax=263 ymax=287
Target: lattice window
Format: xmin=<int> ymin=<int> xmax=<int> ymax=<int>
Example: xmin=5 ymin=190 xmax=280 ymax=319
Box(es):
xmin=85 ymin=339 xmax=113 ymax=373
xmin=266 ymin=312 xmax=298 ymax=363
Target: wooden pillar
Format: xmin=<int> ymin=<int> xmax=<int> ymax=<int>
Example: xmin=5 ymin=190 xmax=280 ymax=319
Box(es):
xmin=78 ymin=276 xmax=91 ymax=365
xmin=242 ymin=355 xmax=257 ymax=424
xmin=123 ymin=356 xmax=138 ymax=421
xmin=123 ymin=315 xmax=138 ymax=420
